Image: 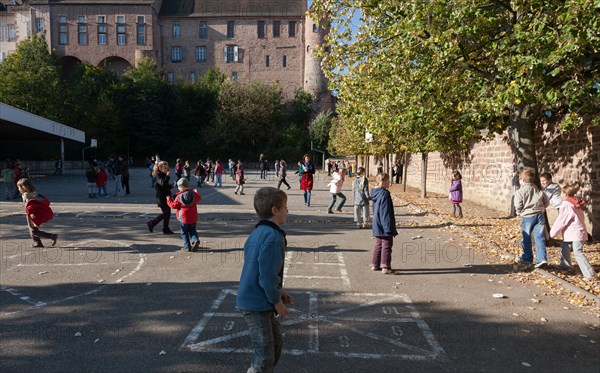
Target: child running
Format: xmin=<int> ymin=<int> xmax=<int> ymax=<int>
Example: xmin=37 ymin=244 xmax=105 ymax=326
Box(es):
xmin=549 ymin=183 xmax=596 ymax=280
xmin=236 ymin=187 xmax=294 ymax=372
xmin=167 ymin=178 xmax=202 ymax=252
xmin=449 ymin=171 xmax=463 ymax=218
xmin=17 ymin=178 xmax=58 ymax=248
xmin=370 ymin=173 xmax=399 ymax=275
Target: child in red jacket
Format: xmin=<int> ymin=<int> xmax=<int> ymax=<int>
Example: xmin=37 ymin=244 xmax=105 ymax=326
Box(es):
xmin=166 ymin=178 xmax=202 ymax=252
xmin=17 ymin=178 xmax=58 ymax=248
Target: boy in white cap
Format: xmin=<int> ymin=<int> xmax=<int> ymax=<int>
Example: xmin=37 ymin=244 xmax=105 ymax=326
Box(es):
xmin=167 ymin=178 xmax=202 ymax=252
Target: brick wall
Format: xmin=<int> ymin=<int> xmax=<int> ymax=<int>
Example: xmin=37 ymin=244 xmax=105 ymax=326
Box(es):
xmin=362 ymin=125 xmax=599 ymax=238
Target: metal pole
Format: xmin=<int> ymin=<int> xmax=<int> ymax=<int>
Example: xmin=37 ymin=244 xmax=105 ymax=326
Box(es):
xmin=60 ymin=138 xmax=65 ymax=175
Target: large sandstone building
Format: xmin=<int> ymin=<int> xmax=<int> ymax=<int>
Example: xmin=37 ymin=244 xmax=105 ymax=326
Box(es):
xmin=0 ymin=0 xmax=333 ymax=108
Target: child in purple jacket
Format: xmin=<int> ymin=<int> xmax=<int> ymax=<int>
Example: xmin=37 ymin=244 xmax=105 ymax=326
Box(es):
xmin=449 ymin=171 xmax=463 ymax=218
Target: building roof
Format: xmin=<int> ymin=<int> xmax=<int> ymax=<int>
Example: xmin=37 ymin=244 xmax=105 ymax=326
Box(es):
xmin=27 ymin=0 xmax=155 ymax=5
xmin=159 ymin=0 xmax=307 ymax=18
xmin=0 ymin=102 xmax=85 ymax=143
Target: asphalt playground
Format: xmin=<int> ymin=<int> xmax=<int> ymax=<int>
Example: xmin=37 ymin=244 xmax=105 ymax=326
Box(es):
xmin=0 ymin=168 xmax=598 ymax=372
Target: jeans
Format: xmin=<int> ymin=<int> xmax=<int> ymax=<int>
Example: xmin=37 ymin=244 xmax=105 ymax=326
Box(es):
xmin=97 ymin=185 xmax=107 ymax=196
xmin=520 ymin=213 xmax=547 ymax=264
xmin=372 ymin=236 xmax=393 ymax=269
xmin=327 ymin=192 xmax=346 ymax=212
xmin=114 ymin=175 xmax=124 ymax=196
xmin=180 ymin=223 xmax=199 ymax=249
xmin=243 ymin=311 xmax=282 ymax=373
xmin=559 ymin=241 xmax=596 ymax=279
xmin=277 ymin=177 xmax=290 ymax=189
xmin=214 ymin=174 xmax=222 ymax=187
xmin=303 ymin=190 xmax=311 ymax=206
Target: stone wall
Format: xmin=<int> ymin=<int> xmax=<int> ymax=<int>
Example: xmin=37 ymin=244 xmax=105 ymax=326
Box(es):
xmin=361 ymin=124 xmax=599 ymax=238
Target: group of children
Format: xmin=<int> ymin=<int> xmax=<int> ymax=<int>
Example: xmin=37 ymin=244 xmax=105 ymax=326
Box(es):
xmin=12 ymin=161 xmax=596 ymax=372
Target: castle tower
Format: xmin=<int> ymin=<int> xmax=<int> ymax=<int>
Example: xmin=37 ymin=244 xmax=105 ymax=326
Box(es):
xmin=303 ymin=8 xmax=335 ymax=114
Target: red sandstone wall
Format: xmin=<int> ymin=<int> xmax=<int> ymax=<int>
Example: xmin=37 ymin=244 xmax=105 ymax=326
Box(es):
xmin=362 ymin=125 xmax=599 ymax=238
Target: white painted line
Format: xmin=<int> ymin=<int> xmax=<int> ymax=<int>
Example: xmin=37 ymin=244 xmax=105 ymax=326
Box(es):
xmin=3 ymin=286 xmax=107 ymax=316
xmin=182 ymin=289 xmax=232 ymax=346
xmin=16 ymin=262 xmax=139 ymax=267
xmin=288 ymin=262 xmax=340 ymax=266
xmin=308 ymin=292 xmax=319 ymax=353
xmin=336 ymin=252 xmax=351 ymax=290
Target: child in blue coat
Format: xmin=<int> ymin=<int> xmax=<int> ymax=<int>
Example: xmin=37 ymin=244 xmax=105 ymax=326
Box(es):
xmin=370 ymin=173 xmax=399 ymax=275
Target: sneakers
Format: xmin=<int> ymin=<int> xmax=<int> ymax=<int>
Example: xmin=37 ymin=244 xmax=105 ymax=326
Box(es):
xmin=146 ymin=221 xmax=154 ymax=233
xmin=182 ymin=247 xmax=191 ymax=252
xmin=382 ymin=268 xmax=399 ymax=275
xmin=514 ymin=258 xmax=534 ymax=271
xmin=534 ymin=260 xmax=548 ymax=269
xmin=191 ymin=240 xmax=200 ymax=252
xmin=162 ymin=228 xmax=175 ymax=235
xmin=51 ymin=234 xmax=58 ymax=247
xmin=32 ymin=242 xmax=44 ymax=248
xmin=327 ymin=210 xmax=334 ymax=214
xmin=371 ymin=266 xmax=381 ymax=271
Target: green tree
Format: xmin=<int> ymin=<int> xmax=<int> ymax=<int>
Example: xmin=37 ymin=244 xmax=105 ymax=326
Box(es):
xmin=0 ymin=33 xmax=71 ymax=123
xmin=312 ymin=0 xmax=599 ymax=195
xmin=309 ymin=110 xmax=334 ymax=151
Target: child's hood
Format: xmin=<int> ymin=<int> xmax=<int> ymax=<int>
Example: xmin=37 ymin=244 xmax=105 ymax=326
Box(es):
xmin=175 ymin=190 xmax=197 ymax=206
xmin=565 ymin=196 xmax=586 ymax=209
xmin=370 ymin=187 xmax=388 ymax=202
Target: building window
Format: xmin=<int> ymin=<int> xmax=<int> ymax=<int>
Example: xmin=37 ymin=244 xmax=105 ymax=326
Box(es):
xmin=231 ymin=71 xmax=238 ymax=81
xmin=171 ymin=46 xmax=182 ymax=62
xmin=265 ymin=55 xmax=269 ymax=67
xmin=117 ymin=24 xmax=126 ymax=45
xmin=116 ymin=15 xmax=125 ymax=24
xmin=58 ymin=16 xmax=68 ymax=44
xmin=172 ymin=22 xmax=180 ymax=39
xmin=7 ymin=24 xmax=16 ymax=42
xmin=282 ymin=55 xmax=287 ymax=67
xmin=189 ymin=72 xmax=196 ymax=83
xmin=78 ymin=25 xmax=88 ymax=45
xmin=199 ymin=21 xmax=207 ymax=39
xmin=196 ymin=46 xmax=206 ymax=62
xmin=288 ymin=21 xmax=296 ymax=37
xmin=0 ymin=25 xmax=4 ymax=41
xmin=167 ymin=72 xmax=174 ymax=84
xmin=227 ymin=21 xmax=234 ymax=38
xmin=136 ymin=16 xmax=145 ymax=45
xmin=0 ymin=51 xmax=5 ymax=61
xmin=98 ymin=16 xmax=107 ymax=45
xmin=78 ymin=16 xmax=85 ymax=23
xmin=313 ymin=24 xmax=318 ymax=33
xmin=36 ymin=18 xmax=44 ymax=33
xmin=273 ymin=20 xmax=280 ymax=37
xmin=257 ymin=21 xmax=265 ymax=39
xmin=224 ymin=45 xmax=238 ymax=63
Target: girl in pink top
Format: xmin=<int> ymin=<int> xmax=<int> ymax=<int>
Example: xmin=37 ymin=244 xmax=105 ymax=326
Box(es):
xmin=549 ymin=183 xmax=596 ymax=280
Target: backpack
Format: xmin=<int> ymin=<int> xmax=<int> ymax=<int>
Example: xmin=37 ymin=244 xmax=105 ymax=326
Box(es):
xmin=25 ymin=194 xmax=54 ymax=226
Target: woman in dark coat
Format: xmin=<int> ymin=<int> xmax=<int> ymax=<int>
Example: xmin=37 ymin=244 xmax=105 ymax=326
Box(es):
xmin=146 ymin=161 xmax=175 ymax=234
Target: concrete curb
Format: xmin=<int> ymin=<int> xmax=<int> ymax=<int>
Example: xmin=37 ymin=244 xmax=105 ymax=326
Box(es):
xmin=395 ymin=196 xmax=600 ymax=306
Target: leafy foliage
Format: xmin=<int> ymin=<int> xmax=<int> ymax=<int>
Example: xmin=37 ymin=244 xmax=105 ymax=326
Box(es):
xmin=311 ymin=0 xmax=599 ymax=155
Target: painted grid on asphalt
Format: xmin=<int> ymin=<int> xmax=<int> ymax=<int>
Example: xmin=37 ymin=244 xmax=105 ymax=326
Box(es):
xmin=181 ymin=289 xmax=447 ymax=361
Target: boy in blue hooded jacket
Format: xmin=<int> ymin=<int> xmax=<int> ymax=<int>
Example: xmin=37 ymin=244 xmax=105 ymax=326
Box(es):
xmin=237 ymin=187 xmax=294 ymax=372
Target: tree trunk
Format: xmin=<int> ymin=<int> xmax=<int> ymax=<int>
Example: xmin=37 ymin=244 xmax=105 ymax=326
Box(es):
xmin=420 ymin=152 xmax=428 ymax=198
xmin=402 ymin=152 xmax=409 ymax=192
xmin=509 ymin=104 xmax=541 ymax=216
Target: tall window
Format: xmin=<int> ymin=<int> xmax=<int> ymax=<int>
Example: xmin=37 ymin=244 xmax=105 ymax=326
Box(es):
xmin=0 ymin=25 xmax=4 ymax=41
xmin=77 ymin=16 xmax=87 ymax=45
xmin=313 ymin=24 xmax=318 ymax=33
xmin=136 ymin=16 xmax=145 ymax=45
xmin=226 ymin=21 xmax=234 ymax=38
xmin=167 ymin=72 xmax=174 ymax=84
xmin=224 ymin=45 xmax=238 ymax=62
xmin=196 ymin=46 xmax=206 ymax=62
xmin=265 ymin=55 xmax=269 ymax=67
xmin=171 ymin=46 xmax=182 ymax=62
xmin=36 ymin=18 xmax=44 ymax=33
xmin=7 ymin=24 xmax=16 ymax=41
xmin=172 ymin=22 xmax=180 ymax=39
xmin=98 ymin=16 xmax=107 ymax=45
xmin=288 ymin=21 xmax=296 ymax=37
xmin=231 ymin=72 xmax=238 ymax=81
xmin=58 ymin=15 xmax=68 ymax=44
xmin=189 ymin=72 xmax=196 ymax=83
xmin=116 ymin=16 xmax=126 ymax=45
xmin=282 ymin=55 xmax=287 ymax=68
xmin=199 ymin=21 xmax=207 ymax=39
xmin=273 ymin=21 xmax=280 ymax=37
xmin=257 ymin=21 xmax=265 ymax=39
